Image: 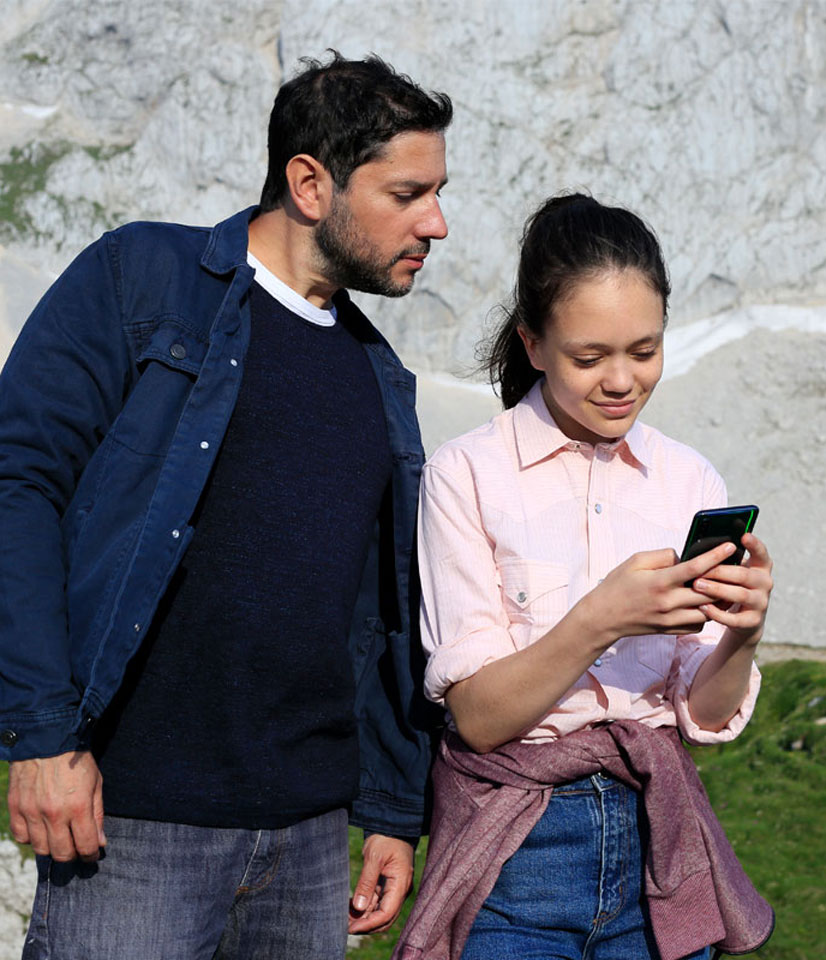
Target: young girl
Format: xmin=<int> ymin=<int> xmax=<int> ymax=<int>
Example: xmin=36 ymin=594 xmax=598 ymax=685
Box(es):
xmin=395 ymin=194 xmax=774 ymax=960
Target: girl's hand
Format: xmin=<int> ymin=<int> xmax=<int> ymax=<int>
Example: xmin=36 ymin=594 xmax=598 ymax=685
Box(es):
xmin=584 ymin=539 xmax=739 ymax=645
xmin=687 ymin=532 xmax=773 ymax=646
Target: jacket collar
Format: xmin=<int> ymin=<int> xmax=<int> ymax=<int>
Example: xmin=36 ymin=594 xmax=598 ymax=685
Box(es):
xmin=513 ymin=379 xmax=651 ymax=470
xmin=200 ymin=206 xmax=259 ymax=275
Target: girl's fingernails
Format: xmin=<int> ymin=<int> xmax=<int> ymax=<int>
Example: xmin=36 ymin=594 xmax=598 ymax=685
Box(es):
xmin=694 ymin=579 xmax=709 ymax=591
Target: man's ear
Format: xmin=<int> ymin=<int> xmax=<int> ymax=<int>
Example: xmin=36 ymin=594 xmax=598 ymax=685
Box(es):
xmin=284 ymin=154 xmax=334 ymax=222
xmin=516 ymin=324 xmax=544 ymax=372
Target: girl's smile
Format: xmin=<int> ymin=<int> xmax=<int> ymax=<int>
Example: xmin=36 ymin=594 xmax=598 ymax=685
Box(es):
xmin=518 ymin=269 xmax=665 ymax=445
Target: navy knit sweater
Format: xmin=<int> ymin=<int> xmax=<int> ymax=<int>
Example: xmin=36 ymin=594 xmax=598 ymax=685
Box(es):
xmin=94 ymin=282 xmax=392 ymax=828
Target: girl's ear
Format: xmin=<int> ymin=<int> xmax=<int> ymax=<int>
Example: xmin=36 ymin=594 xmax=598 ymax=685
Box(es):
xmin=516 ymin=324 xmax=544 ymax=373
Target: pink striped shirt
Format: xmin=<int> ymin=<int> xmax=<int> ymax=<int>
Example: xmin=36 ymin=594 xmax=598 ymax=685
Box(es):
xmin=418 ymin=380 xmax=760 ymax=745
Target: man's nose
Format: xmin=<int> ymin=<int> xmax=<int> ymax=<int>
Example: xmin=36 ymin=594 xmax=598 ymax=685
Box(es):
xmin=418 ymin=199 xmax=448 ymax=240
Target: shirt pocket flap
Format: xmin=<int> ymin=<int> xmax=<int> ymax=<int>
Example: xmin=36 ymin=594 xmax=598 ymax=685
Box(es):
xmin=499 ymin=559 xmax=569 ymax=611
xmin=135 ymin=318 xmax=208 ymax=375
xmin=635 ymin=635 xmax=678 ymax=678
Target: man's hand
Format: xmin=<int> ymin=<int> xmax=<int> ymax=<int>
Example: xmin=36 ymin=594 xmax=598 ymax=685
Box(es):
xmin=7 ymin=750 xmax=105 ymax=862
xmin=348 ymin=834 xmax=414 ymax=934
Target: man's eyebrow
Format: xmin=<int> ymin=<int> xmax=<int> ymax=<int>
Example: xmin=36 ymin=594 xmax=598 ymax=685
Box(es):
xmin=387 ymin=176 xmax=449 ymax=190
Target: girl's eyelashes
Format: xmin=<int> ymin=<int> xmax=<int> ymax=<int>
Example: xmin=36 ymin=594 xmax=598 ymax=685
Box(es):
xmin=572 ymin=348 xmax=659 ymax=367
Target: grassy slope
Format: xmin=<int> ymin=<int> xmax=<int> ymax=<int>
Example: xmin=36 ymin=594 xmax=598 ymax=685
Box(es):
xmin=2 ymin=660 xmax=824 ymax=959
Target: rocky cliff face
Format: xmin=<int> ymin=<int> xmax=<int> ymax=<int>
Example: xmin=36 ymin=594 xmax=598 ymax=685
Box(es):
xmin=0 ymin=0 xmax=824 ymax=951
xmin=1 ymin=3 xmax=824 ymax=626
xmin=1 ymin=1 xmax=824 ymax=642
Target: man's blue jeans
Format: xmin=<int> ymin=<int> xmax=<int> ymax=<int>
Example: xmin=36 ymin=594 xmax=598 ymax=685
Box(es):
xmin=22 ymin=807 xmax=350 ymax=960
xmin=461 ymin=774 xmax=712 ymax=960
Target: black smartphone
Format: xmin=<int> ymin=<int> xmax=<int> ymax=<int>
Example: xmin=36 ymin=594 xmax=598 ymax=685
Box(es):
xmin=680 ymin=505 xmax=759 ymax=575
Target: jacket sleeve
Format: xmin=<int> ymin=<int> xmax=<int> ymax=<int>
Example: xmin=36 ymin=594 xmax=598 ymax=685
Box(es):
xmin=0 ymin=233 xmax=132 ymax=760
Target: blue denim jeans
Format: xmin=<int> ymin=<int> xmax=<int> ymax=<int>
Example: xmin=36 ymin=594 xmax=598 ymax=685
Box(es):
xmin=461 ymin=775 xmax=712 ymax=960
xmin=22 ymin=807 xmax=350 ymax=960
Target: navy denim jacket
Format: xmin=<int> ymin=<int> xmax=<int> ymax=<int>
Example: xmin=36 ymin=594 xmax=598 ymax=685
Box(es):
xmin=0 ymin=207 xmax=438 ymax=837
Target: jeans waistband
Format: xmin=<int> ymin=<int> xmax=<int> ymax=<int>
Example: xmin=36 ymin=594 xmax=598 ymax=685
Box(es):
xmin=552 ymin=773 xmax=626 ymax=795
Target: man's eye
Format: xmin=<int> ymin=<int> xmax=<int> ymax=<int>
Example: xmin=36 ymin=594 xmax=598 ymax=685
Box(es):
xmin=574 ymin=357 xmax=600 ymax=367
xmin=633 ymin=350 xmax=658 ymax=361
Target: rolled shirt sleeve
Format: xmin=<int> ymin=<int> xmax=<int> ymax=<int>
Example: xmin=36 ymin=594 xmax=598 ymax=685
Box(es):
xmin=418 ymin=459 xmax=517 ymax=704
xmin=668 ymin=630 xmax=762 ymax=745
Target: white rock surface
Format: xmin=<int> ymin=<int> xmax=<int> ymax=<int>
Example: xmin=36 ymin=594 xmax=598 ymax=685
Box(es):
xmin=2 ymin=0 xmax=826 ymax=945
xmin=280 ymin=0 xmax=826 ymax=371
xmin=0 ymin=842 xmax=35 ymax=960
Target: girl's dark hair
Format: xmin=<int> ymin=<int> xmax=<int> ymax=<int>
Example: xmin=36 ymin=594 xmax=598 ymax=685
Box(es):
xmin=480 ymin=192 xmax=671 ymax=409
xmin=260 ymin=51 xmax=452 ymax=210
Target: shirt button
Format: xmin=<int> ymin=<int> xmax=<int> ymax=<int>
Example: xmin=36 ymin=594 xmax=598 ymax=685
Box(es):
xmin=517 ymin=591 xmax=527 ymax=603
xmin=594 ymin=658 xmax=602 ymax=667
xmin=595 ymin=503 xmax=603 ymax=514
xmin=200 ymin=441 xmax=209 ymax=450
xmin=170 ymin=343 xmax=187 ymax=360
xmin=0 ymin=729 xmax=18 ymax=747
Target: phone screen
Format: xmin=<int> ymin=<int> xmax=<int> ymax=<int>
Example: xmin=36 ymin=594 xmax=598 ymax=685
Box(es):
xmin=680 ymin=505 xmax=759 ymax=565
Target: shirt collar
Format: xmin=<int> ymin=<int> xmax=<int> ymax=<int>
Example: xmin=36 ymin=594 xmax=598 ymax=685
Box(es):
xmin=513 ymin=379 xmax=652 ymax=470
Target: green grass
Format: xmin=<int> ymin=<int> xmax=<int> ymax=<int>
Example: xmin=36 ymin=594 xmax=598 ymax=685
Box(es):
xmin=686 ymin=659 xmax=826 ymax=959
xmin=2 ymin=660 xmax=825 ymax=958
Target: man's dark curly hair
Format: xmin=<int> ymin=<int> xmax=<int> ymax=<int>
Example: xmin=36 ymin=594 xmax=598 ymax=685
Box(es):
xmin=259 ymin=50 xmax=453 ymax=210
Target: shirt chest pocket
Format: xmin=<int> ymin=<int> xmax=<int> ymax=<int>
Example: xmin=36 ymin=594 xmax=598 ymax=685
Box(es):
xmin=499 ymin=559 xmax=569 ymax=630
xmin=113 ymin=319 xmax=209 ymax=457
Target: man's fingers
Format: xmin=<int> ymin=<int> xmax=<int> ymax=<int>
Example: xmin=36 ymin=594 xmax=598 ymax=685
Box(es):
xmin=93 ymin=782 xmax=107 ymax=848
xmin=351 ymin=859 xmax=382 ymax=913
xmin=70 ymin=808 xmax=104 ymax=862
xmin=349 ymin=877 xmax=403 ymax=933
xmin=42 ymin=816 xmax=79 ymax=862
xmin=8 ymin=803 xmax=31 ymax=846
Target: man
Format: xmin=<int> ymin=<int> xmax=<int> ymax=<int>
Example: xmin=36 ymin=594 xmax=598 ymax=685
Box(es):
xmin=0 ymin=52 xmax=451 ymax=958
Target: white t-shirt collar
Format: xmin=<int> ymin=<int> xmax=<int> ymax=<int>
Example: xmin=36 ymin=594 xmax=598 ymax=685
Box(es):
xmin=246 ymin=251 xmax=337 ymax=327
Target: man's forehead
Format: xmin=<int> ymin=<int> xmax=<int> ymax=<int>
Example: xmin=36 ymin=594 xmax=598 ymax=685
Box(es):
xmin=356 ymin=130 xmax=447 ymax=180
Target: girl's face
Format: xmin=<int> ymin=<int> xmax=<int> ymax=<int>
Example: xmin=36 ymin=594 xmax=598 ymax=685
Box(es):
xmin=519 ymin=269 xmax=664 ymax=445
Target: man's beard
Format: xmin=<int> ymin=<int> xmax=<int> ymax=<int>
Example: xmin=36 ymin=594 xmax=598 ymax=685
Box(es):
xmin=315 ymin=193 xmax=428 ymax=298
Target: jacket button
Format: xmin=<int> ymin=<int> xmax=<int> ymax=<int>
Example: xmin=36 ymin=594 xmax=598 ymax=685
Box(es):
xmin=0 ymin=729 xmax=18 ymax=747
xmin=170 ymin=343 xmax=187 ymax=360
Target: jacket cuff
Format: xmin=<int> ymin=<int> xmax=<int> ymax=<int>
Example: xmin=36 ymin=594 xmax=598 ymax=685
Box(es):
xmin=350 ymin=788 xmax=426 ymax=839
xmin=0 ymin=708 xmax=86 ymax=761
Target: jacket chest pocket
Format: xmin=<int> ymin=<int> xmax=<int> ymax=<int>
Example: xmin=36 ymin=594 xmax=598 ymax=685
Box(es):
xmin=499 ymin=559 xmax=569 ymax=630
xmin=112 ymin=319 xmax=209 ymax=457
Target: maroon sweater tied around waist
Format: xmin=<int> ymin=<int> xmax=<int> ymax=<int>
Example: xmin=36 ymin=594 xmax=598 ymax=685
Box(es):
xmin=393 ymin=721 xmax=773 ymax=960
